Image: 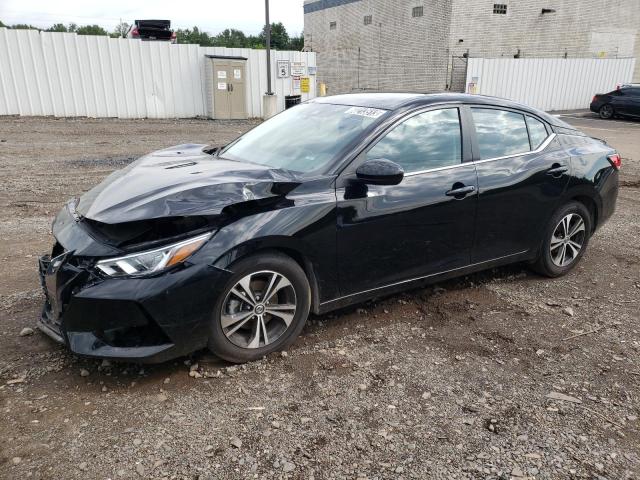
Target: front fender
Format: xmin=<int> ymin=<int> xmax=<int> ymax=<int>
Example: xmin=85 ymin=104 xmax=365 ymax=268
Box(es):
xmin=190 ymin=199 xmax=339 ymax=307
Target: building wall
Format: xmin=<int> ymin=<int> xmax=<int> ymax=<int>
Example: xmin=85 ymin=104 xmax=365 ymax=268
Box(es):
xmin=304 ymin=0 xmax=640 ymax=95
xmin=304 ymin=0 xmax=453 ymax=94
xmin=449 ymin=0 xmax=640 ymax=89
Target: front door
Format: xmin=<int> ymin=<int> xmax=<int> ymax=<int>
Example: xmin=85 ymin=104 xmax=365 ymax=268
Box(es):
xmin=336 ymin=107 xmax=478 ymax=296
xmin=213 ymin=61 xmax=247 ymax=120
xmin=469 ymin=107 xmax=570 ymax=262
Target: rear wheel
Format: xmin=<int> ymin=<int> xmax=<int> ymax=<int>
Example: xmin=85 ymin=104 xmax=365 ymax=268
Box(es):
xmin=208 ymin=253 xmax=310 ymax=363
xmin=599 ymin=104 xmax=614 ymax=119
xmin=532 ymin=201 xmax=591 ymax=277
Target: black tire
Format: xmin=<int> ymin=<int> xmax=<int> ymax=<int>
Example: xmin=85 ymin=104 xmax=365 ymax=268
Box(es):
xmin=532 ymin=201 xmax=592 ymax=278
xmin=599 ymin=104 xmax=614 ymax=119
xmin=207 ymin=252 xmax=310 ymax=363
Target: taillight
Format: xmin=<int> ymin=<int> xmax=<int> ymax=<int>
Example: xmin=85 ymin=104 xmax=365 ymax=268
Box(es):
xmin=131 ymin=27 xmax=139 ymax=37
xmin=608 ymin=153 xmax=621 ymax=170
xmin=170 ymin=31 xmax=177 ymax=44
xmin=591 ymin=95 xmax=597 ymax=103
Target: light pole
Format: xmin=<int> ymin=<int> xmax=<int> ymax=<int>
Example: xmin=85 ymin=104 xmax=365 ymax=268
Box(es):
xmin=265 ymin=0 xmax=273 ymax=95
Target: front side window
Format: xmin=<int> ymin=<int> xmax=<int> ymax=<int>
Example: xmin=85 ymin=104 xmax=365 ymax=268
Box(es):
xmin=366 ymin=108 xmax=462 ymax=173
xmin=526 ymin=115 xmax=549 ymax=149
xmin=472 ymin=108 xmax=530 ymax=159
xmin=221 ymin=103 xmax=387 ymax=174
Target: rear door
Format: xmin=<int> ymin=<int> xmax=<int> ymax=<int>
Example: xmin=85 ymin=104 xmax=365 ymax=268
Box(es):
xmin=336 ymin=106 xmax=478 ymax=296
xmin=470 ymin=107 xmax=569 ymax=262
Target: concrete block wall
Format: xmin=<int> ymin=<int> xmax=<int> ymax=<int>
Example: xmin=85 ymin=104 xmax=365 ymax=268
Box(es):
xmin=449 ymin=0 xmax=640 ymax=89
xmin=304 ymin=0 xmax=639 ymax=95
xmin=304 ymin=0 xmax=453 ymax=94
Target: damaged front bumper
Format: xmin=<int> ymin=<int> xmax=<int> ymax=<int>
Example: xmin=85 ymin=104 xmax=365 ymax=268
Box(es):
xmin=37 ymin=205 xmax=231 ymax=363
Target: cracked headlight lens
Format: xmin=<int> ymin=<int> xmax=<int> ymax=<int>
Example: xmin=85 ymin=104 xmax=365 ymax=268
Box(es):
xmin=96 ymin=232 xmax=212 ymax=277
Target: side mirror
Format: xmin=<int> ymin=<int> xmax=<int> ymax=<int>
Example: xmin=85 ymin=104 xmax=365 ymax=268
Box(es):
xmin=355 ymin=159 xmax=404 ymax=186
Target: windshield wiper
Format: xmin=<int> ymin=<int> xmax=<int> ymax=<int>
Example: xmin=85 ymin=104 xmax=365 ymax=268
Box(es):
xmin=203 ymin=145 xmax=222 ymax=156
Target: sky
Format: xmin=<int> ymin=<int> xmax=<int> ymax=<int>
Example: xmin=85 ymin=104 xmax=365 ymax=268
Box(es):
xmin=0 ymin=0 xmax=306 ymax=35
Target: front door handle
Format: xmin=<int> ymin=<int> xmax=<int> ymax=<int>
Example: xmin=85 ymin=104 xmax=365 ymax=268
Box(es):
xmin=445 ymin=185 xmax=476 ymax=198
xmin=547 ymin=164 xmax=568 ymax=177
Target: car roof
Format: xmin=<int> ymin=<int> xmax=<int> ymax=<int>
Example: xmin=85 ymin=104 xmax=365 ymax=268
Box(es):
xmin=311 ymin=92 xmax=569 ymax=128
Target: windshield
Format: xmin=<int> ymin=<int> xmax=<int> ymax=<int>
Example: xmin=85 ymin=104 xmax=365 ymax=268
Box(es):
xmin=220 ymin=102 xmax=388 ymax=173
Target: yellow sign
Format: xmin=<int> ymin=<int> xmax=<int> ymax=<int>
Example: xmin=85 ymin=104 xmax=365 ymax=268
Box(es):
xmin=300 ymin=77 xmax=310 ymax=93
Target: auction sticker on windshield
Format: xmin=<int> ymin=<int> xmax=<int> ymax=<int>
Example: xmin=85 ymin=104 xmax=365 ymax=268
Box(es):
xmin=345 ymin=106 xmax=387 ymax=118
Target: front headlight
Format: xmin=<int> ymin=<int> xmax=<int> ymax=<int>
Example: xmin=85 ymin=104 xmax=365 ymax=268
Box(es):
xmin=96 ymin=232 xmax=212 ymax=277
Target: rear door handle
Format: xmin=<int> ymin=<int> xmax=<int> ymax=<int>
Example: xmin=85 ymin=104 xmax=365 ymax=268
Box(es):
xmin=445 ymin=185 xmax=476 ymax=197
xmin=547 ymin=164 xmax=568 ymax=177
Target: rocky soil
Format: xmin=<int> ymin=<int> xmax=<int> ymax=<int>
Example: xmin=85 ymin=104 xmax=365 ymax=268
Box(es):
xmin=0 ymin=114 xmax=638 ymax=479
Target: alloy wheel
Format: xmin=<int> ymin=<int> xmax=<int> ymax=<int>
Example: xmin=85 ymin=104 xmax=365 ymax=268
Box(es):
xmin=599 ymin=104 xmax=613 ymax=119
xmin=549 ymin=213 xmax=586 ymax=267
xmin=221 ymin=270 xmax=297 ymax=349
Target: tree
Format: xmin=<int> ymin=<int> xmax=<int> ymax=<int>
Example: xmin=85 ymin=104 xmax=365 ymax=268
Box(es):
xmin=68 ymin=23 xmax=78 ymax=33
xmin=0 ymin=20 xmax=5 ymax=28
xmin=260 ymin=22 xmax=289 ymax=50
xmin=8 ymin=23 xmax=40 ymax=30
xmin=289 ymin=32 xmax=304 ymax=51
xmin=111 ymin=21 xmax=130 ymax=38
xmin=213 ymin=28 xmax=247 ymax=48
xmin=75 ymin=25 xmax=108 ymax=36
xmin=47 ymin=23 xmax=68 ymax=33
xmin=175 ymin=27 xmax=212 ymax=46
xmin=246 ymin=34 xmax=264 ymax=49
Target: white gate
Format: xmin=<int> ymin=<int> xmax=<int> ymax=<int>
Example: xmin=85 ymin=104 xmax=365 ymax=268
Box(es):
xmin=465 ymin=57 xmax=636 ymax=111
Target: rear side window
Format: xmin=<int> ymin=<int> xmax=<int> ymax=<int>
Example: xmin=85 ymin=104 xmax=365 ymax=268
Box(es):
xmin=526 ymin=116 xmax=549 ymax=149
xmin=366 ymin=108 xmax=462 ymax=173
xmin=471 ymin=108 xmax=530 ymax=159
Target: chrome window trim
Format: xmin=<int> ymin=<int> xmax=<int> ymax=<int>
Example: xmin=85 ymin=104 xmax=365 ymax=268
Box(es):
xmin=473 ymin=133 xmax=556 ymax=165
xmin=321 ymin=250 xmax=529 ymax=306
xmin=404 ymin=162 xmax=471 ymax=177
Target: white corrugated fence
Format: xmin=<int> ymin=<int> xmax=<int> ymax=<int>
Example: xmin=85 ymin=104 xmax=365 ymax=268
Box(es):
xmin=465 ymin=57 xmax=636 ymax=111
xmin=0 ymin=28 xmax=317 ymax=118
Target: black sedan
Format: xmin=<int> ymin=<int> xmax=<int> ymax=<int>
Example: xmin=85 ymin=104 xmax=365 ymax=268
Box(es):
xmin=590 ymin=84 xmax=640 ymax=119
xmin=38 ymin=93 xmax=620 ymax=363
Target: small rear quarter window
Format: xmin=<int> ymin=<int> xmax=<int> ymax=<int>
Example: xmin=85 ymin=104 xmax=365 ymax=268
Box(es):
xmin=526 ymin=116 xmax=549 ymax=149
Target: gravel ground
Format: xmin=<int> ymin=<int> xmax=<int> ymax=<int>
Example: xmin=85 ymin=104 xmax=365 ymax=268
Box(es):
xmin=0 ymin=114 xmax=638 ymax=480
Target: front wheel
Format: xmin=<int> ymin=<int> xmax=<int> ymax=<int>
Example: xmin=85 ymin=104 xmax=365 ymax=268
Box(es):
xmin=208 ymin=252 xmax=310 ymax=363
xmin=532 ymin=201 xmax=592 ymax=277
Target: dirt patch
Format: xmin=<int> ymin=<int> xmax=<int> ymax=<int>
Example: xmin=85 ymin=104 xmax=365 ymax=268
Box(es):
xmin=0 ymin=116 xmax=639 ymax=479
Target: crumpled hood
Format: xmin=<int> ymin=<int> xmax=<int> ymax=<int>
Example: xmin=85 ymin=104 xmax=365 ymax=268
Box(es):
xmin=76 ymin=144 xmax=301 ymax=224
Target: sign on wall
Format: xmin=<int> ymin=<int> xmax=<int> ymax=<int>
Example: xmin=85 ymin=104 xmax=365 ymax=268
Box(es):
xmin=300 ymin=77 xmax=310 ymax=93
xmin=277 ymin=60 xmax=290 ymax=78
xmin=291 ymin=62 xmax=306 ymax=76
